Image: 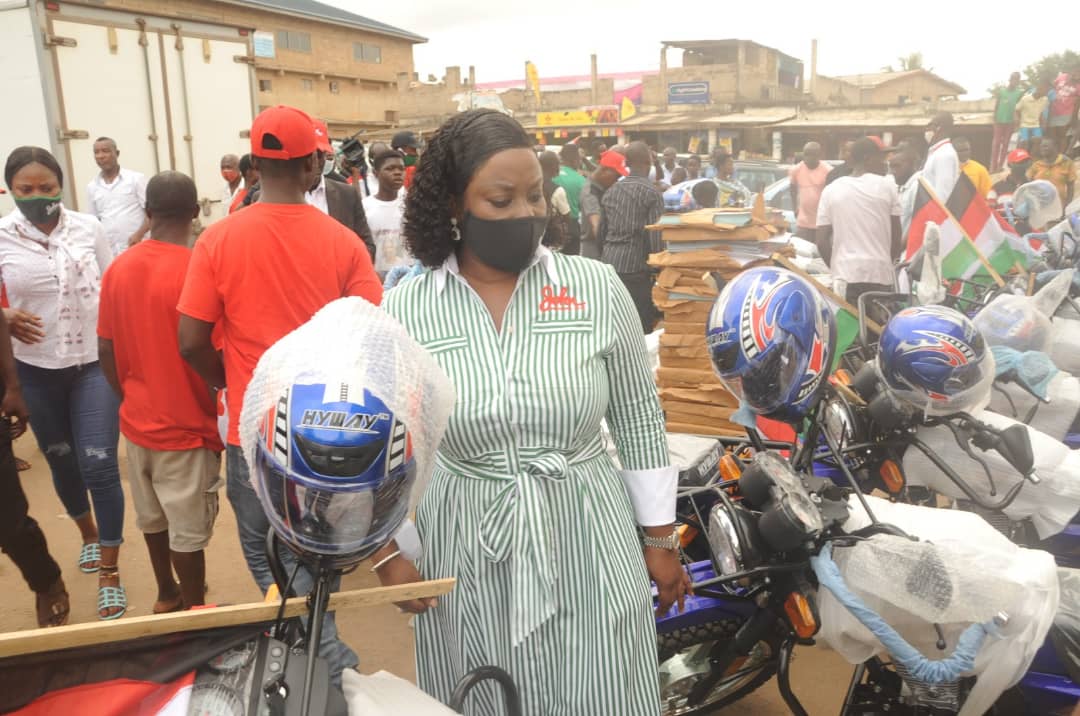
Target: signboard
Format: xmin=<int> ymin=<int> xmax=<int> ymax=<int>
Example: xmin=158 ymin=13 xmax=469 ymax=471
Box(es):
xmin=253 ymin=31 xmax=275 ymax=58
xmin=668 ymin=81 xmax=709 ymax=105
xmin=537 ymin=106 xmax=619 ymax=127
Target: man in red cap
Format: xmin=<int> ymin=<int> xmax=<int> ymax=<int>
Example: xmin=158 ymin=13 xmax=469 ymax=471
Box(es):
xmin=990 ymin=149 xmax=1034 ymax=213
xmin=177 ymin=105 xmax=381 ymax=684
xmin=579 ymin=150 xmax=628 ymax=258
xmin=308 ymin=119 xmax=375 ymax=259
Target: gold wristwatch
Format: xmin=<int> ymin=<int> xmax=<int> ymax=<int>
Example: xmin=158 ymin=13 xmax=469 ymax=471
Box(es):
xmin=643 ymin=529 xmax=680 ymax=551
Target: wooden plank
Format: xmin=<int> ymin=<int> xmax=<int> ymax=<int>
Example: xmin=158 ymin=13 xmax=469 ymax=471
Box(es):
xmin=0 ymin=578 xmax=456 ymax=658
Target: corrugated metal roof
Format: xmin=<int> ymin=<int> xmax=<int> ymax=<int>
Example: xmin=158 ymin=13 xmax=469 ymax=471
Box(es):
xmin=776 ymin=111 xmax=993 ymax=128
xmin=234 ymin=0 xmax=426 ymax=42
xmin=618 ymin=107 xmax=796 ymax=128
xmin=828 ymin=69 xmax=966 ymax=96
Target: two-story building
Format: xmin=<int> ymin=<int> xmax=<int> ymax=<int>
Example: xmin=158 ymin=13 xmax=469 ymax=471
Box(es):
xmin=93 ymin=0 xmax=425 ymax=136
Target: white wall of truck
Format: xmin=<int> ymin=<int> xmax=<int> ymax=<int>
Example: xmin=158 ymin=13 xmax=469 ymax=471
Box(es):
xmin=0 ymin=0 xmax=256 ymax=224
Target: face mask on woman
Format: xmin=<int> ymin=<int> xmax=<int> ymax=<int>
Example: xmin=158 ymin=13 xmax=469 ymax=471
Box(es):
xmin=461 ymin=211 xmax=547 ymax=274
xmin=15 ymin=193 xmax=62 ymax=225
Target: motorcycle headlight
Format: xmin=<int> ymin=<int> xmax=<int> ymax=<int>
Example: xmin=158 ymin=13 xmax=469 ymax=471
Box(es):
xmin=822 ymin=398 xmax=855 ymax=449
xmin=707 ymin=502 xmax=744 ymax=577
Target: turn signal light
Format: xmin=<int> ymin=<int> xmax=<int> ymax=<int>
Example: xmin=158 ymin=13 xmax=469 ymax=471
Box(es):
xmin=785 ymin=592 xmax=818 ymax=639
xmin=719 ymin=454 xmax=742 ymax=481
xmin=879 ymin=460 xmax=905 ymax=494
xmin=677 ymin=524 xmax=698 ymax=548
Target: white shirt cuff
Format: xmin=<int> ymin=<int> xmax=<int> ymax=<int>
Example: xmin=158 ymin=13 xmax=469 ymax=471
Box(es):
xmin=620 ymin=466 xmax=678 ymax=526
xmin=392 ymin=519 xmax=422 ymax=562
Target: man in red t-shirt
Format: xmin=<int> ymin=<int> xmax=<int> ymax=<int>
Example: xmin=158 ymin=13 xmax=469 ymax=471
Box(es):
xmin=98 ymin=171 xmax=222 ymax=613
xmin=177 ymin=105 xmax=382 ymax=682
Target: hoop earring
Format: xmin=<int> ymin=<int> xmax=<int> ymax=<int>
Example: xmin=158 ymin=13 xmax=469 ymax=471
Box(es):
xmin=450 ymin=218 xmax=462 ymax=242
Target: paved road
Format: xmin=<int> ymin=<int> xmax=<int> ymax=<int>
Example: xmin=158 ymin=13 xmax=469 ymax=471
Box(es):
xmin=0 ymin=434 xmax=854 ymax=713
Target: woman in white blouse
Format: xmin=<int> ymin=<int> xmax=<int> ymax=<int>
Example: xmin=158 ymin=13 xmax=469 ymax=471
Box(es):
xmin=0 ymin=147 xmax=127 ymax=620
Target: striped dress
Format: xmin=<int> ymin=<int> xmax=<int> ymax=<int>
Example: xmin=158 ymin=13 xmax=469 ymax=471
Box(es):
xmin=383 ymin=249 xmax=672 ymax=715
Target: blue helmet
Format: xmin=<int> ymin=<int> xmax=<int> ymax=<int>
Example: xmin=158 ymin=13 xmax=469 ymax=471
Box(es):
xmin=706 ymin=267 xmax=836 ymax=422
xmin=252 ymin=382 xmax=414 ymax=568
xmin=877 ymin=305 xmax=995 ymax=416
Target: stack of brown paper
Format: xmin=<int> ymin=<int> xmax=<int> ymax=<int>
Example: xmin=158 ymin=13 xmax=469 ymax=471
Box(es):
xmin=649 ymin=200 xmax=792 ymax=437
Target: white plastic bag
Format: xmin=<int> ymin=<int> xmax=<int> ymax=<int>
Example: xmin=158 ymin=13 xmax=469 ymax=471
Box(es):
xmin=817 ymin=496 xmax=1059 ymax=716
xmin=342 ymin=670 xmax=457 ymax=715
xmin=988 ymin=371 xmax=1080 ymax=442
xmin=1051 ymin=317 xmax=1080 ymax=375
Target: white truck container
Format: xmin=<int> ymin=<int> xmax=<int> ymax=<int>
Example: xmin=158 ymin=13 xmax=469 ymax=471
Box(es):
xmin=0 ymin=0 xmax=256 ymax=224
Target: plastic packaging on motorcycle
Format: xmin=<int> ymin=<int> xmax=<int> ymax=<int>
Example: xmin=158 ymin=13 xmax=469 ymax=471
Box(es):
xmin=903 ymin=408 xmax=1080 ymax=538
xmin=819 ymin=495 xmax=1059 ymax=716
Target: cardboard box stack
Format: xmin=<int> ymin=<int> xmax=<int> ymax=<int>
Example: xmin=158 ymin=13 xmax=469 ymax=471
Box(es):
xmin=648 ymin=203 xmax=794 ymax=437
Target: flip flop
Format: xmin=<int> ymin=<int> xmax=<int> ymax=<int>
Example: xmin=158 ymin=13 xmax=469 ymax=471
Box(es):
xmin=79 ymin=542 xmax=101 ymax=573
xmin=35 ymin=579 xmax=70 ymax=628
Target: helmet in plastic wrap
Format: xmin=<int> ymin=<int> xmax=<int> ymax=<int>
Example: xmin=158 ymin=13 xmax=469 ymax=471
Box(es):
xmin=877 ymin=305 xmax=995 ymax=416
xmin=706 ymin=266 xmax=836 ymax=422
xmin=240 ymin=297 xmax=455 ymax=570
xmin=1013 ymin=180 xmax=1063 ymax=230
xmin=253 ymin=382 xmax=413 ymax=568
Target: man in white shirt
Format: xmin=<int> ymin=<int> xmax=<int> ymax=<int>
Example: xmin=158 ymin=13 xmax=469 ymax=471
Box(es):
xmin=922 ymin=111 xmax=961 ymax=202
xmin=660 ymin=147 xmax=678 ymax=186
xmin=220 ymin=154 xmax=242 ymax=212
xmin=889 ymin=141 xmax=924 ymax=239
xmin=305 ymin=119 xmax=375 ymax=259
xmin=86 ymin=137 xmax=148 ymax=256
xmin=817 ymin=137 xmax=903 ymax=305
xmin=362 ymin=149 xmax=408 ymax=278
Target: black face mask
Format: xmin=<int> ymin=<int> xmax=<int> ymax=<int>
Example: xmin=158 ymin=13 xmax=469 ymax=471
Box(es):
xmin=14 ymin=194 xmax=62 ymax=226
xmin=461 ymin=211 xmax=547 ymax=274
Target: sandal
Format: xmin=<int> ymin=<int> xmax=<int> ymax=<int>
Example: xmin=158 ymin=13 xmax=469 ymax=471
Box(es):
xmin=78 ymin=542 xmax=101 ymax=573
xmin=15 ymin=457 xmax=30 ymax=472
xmin=35 ymin=578 xmax=70 ymax=628
xmin=97 ymin=567 xmax=127 ymax=621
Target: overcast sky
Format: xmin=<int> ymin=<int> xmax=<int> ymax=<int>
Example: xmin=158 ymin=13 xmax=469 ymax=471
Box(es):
xmin=333 ymin=0 xmax=1074 ymax=99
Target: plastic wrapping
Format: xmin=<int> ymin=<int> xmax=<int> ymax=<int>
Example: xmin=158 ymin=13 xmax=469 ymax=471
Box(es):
xmin=989 ymin=370 xmax=1080 ymax=441
xmin=990 ymin=347 xmax=1059 ymax=399
xmin=976 ymin=269 xmax=1075 ymax=354
xmin=902 ymin=408 xmax=1080 ymax=538
xmin=240 ymin=297 xmax=456 ymax=515
xmin=342 ymin=669 xmax=457 ymax=714
xmin=1050 ymin=568 xmax=1080 ymax=685
xmin=1051 ymin=317 xmax=1080 ymax=375
xmin=915 ymin=222 xmax=947 ymax=306
xmin=1013 ymin=180 xmax=1063 ymax=230
xmin=831 ymin=534 xmax=1021 ymax=624
xmin=817 ymin=495 xmax=1059 ymax=716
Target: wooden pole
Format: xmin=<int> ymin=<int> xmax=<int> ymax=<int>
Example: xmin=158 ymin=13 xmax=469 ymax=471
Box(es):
xmin=770 ymin=253 xmax=883 ymax=335
xmin=0 ymin=578 xmax=455 ymax=659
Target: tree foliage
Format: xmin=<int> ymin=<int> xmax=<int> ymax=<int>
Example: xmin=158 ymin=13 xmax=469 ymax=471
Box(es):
xmin=882 ymin=52 xmax=927 ymax=73
xmin=1024 ymin=50 xmax=1080 ymax=85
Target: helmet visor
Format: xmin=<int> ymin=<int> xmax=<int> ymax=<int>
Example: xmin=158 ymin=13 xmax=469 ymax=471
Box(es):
xmin=718 ymin=339 xmax=801 ymax=417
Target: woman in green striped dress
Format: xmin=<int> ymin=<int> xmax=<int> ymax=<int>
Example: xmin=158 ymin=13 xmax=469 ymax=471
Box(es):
xmin=371 ymin=109 xmax=690 ymax=715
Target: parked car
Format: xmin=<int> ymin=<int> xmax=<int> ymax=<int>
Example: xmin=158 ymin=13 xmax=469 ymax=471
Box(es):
xmin=734 ymin=160 xmax=790 ymax=193
xmin=761 ymin=176 xmax=797 ymax=232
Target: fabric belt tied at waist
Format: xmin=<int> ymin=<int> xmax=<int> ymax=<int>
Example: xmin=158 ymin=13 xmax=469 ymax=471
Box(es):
xmin=436 ymin=444 xmax=607 ymax=646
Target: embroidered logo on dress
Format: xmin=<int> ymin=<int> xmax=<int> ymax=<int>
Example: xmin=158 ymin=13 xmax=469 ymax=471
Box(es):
xmin=539 ymin=286 xmax=586 ymax=312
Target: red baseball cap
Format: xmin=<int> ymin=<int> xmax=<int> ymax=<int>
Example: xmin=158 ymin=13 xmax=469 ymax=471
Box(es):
xmin=312 ymin=119 xmax=333 ymax=154
xmin=1007 ymin=148 xmax=1032 ymax=165
xmin=866 ymin=135 xmax=897 ymax=153
xmin=599 ymin=150 xmax=629 ymax=176
xmin=251 ymin=105 xmax=317 ymax=159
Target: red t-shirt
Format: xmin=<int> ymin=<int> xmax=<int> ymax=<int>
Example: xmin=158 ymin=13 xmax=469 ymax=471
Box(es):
xmin=177 ymin=202 xmax=382 ymax=446
xmin=98 ymin=240 xmax=224 ymax=452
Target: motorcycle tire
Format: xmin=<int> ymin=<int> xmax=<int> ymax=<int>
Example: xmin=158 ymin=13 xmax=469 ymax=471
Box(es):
xmin=656 ymin=618 xmax=780 ymax=716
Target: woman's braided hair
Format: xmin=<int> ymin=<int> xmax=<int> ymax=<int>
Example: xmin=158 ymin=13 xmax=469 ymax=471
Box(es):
xmin=403 ymin=109 xmax=533 ymax=267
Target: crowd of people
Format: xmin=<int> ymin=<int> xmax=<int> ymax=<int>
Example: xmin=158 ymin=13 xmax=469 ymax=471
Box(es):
xmin=0 ymin=65 xmax=1077 ymax=715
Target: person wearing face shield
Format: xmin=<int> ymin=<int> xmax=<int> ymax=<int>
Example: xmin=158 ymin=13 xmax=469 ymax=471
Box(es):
xmin=306 ymin=119 xmax=375 ymax=260
xmin=379 ymin=109 xmax=686 ymax=715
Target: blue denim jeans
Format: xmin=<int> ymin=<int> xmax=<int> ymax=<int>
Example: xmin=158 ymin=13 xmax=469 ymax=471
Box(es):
xmin=225 ymin=445 xmax=359 ymax=685
xmin=16 ymin=360 xmax=124 ymax=547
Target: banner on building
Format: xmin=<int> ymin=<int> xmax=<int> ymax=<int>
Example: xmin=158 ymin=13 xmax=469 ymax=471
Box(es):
xmin=526 ymin=61 xmax=541 ymax=102
xmin=537 ymin=106 xmax=620 ymax=127
xmin=620 ymin=96 xmax=637 ymax=121
xmin=668 ymin=81 xmax=710 ymax=105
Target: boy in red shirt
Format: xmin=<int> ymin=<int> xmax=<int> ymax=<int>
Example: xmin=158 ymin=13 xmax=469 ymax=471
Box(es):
xmin=177 ymin=105 xmax=381 ymax=682
xmin=98 ymin=171 xmax=222 ymax=613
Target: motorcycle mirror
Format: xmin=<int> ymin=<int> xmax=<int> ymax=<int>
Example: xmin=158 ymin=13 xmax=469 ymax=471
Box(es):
xmin=997 ymin=424 xmax=1036 ymax=477
xmin=850 ymin=363 xmax=880 ymax=400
